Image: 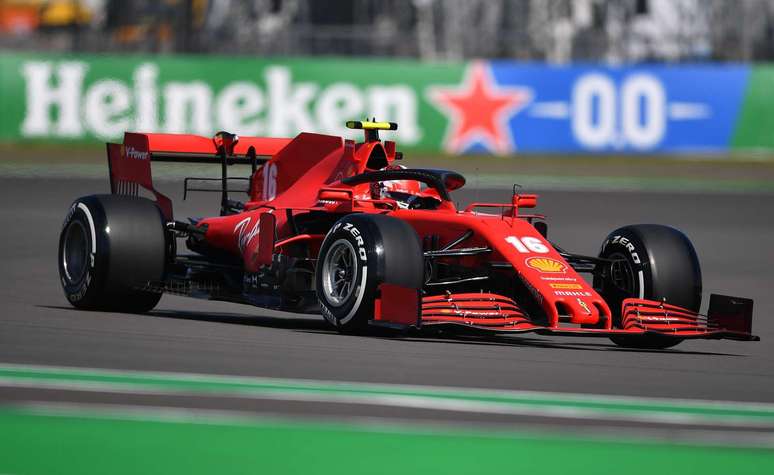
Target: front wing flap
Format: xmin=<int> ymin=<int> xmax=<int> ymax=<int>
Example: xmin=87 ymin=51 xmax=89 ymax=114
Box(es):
xmin=419 ymin=293 xmax=759 ymax=342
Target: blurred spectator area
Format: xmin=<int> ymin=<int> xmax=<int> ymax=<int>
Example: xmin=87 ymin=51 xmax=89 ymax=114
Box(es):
xmin=1 ymin=0 xmax=774 ymax=62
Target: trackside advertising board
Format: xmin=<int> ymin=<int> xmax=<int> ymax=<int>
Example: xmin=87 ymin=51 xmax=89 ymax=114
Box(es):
xmin=0 ymin=52 xmax=770 ymax=154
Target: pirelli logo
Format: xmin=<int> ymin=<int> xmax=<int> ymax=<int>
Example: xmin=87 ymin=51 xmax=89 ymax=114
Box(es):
xmin=549 ymin=283 xmax=583 ymax=290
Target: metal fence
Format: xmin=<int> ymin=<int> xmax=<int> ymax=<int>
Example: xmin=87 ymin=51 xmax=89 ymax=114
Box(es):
xmin=1 ymin=0 xmax=774 ymax=62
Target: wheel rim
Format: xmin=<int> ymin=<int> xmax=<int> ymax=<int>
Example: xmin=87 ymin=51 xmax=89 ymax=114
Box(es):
xmin=321 ymin=239 xmax=358 ymax=307
xmin=62 ymin=220 xmax=89 ymax=284
xmin=608 ymin=252 xmax=637 ymax=296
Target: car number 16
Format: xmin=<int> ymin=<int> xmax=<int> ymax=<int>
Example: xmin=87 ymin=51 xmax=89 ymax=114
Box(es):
xmin=505 ymin=236 xmax=550 ymax=254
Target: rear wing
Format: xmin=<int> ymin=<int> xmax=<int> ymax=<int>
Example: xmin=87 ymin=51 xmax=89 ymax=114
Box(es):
xmin=107 ymin=132 xmax=292 ymax=220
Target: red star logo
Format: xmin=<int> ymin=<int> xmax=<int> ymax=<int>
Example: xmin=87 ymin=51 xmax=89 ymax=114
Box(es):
xmin=428 ymin=62 xmax=532 ymax=154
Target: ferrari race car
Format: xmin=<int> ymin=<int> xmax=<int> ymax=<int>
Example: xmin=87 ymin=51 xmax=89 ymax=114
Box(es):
xmin=58 ymin=121 xmax=758 ymax=349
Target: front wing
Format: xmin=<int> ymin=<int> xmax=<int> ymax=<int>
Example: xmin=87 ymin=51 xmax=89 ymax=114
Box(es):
xmin=417 ymin=292 xmax=758 ymax=342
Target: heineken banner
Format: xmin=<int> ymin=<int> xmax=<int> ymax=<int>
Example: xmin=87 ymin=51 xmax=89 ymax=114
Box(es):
xmin=0 ymin=51 xmax=770 ymax=154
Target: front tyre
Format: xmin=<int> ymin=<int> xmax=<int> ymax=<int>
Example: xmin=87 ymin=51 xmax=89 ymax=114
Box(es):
xmin=595 ymin=224 xmax=702 ymax=349
xmin=58 ymin=195 xmax=167 ymax=313
xmin=315 ymin=214 xmax=423 ymax=333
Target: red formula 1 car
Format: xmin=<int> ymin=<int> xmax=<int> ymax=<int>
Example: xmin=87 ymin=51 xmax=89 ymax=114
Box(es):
xmin=58 ymin=121 xmax=758 ymax=349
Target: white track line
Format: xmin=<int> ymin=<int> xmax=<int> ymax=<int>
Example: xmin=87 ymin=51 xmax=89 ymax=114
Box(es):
xmin=1 ymin=376 xmax=774 ymax=428
xmin=1 ymin=362 xmax=773 ymax=412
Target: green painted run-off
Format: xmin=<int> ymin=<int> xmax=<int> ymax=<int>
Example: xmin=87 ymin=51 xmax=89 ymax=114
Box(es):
xmin=0 ymin=406 xmax=773 ymax=475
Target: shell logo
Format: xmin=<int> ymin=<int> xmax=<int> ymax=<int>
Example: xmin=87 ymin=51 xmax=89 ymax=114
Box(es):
xmin=526 ymin=257 xmax=567 ymax=273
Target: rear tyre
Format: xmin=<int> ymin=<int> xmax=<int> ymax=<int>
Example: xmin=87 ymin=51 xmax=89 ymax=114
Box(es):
xmin=315 ymin=214 xmax=423 ymax=333
xmin=58 ymin=195 xmax=167 ymax=313
xmin=595 ymin=224 xmax=702 ymax=349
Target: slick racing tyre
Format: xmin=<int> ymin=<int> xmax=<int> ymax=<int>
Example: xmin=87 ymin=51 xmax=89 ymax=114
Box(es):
xmin=595 ymin=224 xmax=702 ymax=349
xmin=58 ymin=195 xmax=167 ymax=313
xmin=316 ymin=214 xmax=423 ymax=333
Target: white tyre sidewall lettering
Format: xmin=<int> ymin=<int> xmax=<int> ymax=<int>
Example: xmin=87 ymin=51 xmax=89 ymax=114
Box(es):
xmin=319 ymin=222 xmax=370 ymax=326
xmin=337 ymin=266 xmax=368 ymax=325
xmin=77 ymin=202 xmax=97 ymax=255
xmin=605 ymin=234 xmax=646 ymax=300
xmin=62 ymin=201 xmax=99 ymax=302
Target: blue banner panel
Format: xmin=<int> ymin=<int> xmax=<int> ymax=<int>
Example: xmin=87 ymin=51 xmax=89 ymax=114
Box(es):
xmin=488 ymin=62 xmax=749 ymax=153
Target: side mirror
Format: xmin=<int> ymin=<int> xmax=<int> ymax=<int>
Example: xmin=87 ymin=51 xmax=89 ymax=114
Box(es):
xmin=318 ymin=189 xmax=353 ymax=202
xmin=444 ymin=174 xmax=465 ymax=191
xmin=512 ymin=193 xmax=537 ymax=209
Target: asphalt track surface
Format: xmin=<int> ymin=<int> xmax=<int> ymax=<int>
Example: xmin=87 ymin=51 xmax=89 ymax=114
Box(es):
xmin=2 ymin=176 xmax=774 ymax=439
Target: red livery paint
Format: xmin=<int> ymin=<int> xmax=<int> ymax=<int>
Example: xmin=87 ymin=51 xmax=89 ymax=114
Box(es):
xmin=84 ymin=120 xmax=758 ymax=349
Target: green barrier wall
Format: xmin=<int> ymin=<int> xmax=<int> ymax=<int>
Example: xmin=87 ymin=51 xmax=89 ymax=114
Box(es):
xmin=0 ymin=52 xmax=461 ymax=150
xmin=733 ymin=66 xmax=774 ymax=150
xmin=1 ymin=51 xmax=773 ymax=154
